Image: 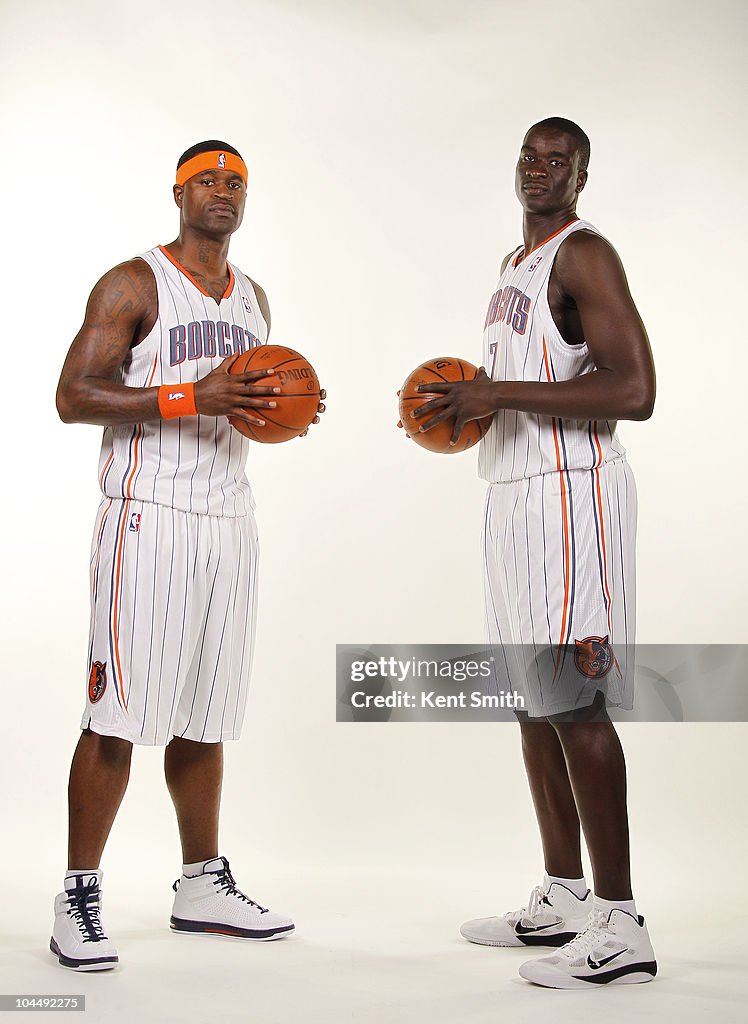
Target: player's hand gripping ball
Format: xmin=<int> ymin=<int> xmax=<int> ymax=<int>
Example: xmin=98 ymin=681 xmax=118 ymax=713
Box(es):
xmin=398 ymin=357 xmax=493 ymax=454
xmin=229 ymin=344 xmax=322 ymax=443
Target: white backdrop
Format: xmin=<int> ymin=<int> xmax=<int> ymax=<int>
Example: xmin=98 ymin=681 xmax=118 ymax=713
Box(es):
xmin=1 ymin=1 xmax=747 ymax=1020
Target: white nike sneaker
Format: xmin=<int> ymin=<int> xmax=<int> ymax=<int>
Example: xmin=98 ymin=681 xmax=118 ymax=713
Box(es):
xmin=50 ymin=872 xmax=118 ymax=971
xmin=460 ymin=881 xmax=591 ymax=947
xmin=170 ymin=857 xmax=295 ymax=940
xmin=518 ymin=908 xmax=657 ymax=989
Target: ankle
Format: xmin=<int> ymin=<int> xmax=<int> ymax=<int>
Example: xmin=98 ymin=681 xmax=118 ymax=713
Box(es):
xmin=593 ymin=894 xmax=637 ymax=918
xmin=543 ymin=871 xmax=589 ymax=900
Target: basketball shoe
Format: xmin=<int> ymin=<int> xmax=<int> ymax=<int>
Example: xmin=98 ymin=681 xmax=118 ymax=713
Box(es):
xmin=170 ymin=856 xmax=294 ymax=940
xmin=50 ymin=871 xmax=118 ymax=971
xmin=518 ymin=907 xmax=657 ymax=988
xmin=460 ymin=880 xmax=591 ymax=947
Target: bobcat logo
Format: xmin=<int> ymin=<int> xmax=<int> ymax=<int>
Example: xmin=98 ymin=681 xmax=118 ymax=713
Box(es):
xmin=88 ymin=661 xmax=107 ymax=703
xmin=573 ymin=636 xmax=613 ymax=679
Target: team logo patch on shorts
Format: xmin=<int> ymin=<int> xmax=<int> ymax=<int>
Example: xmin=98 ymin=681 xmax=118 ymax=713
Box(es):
xmin=574 ymin=636 xmax=613 ymax=679
xmin=89 ymin=661 xmax=107 ymax=703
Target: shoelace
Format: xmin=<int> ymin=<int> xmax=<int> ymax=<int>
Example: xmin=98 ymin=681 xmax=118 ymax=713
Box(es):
xmin=65 ymin=877 xmax=108 ymax=943
xmin=506 ymin=884 xmax=548 ymax=921
xmin=212 ymin=863 xmax=268 ymax=913
xmin=555 ymin=910 xmax=609 ymax=959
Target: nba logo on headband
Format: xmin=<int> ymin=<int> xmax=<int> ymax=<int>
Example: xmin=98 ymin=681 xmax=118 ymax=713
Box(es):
xmin=175 ymin=147 xmax=248 ymax=187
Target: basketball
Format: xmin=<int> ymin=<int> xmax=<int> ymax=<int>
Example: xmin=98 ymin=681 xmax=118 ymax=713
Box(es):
xmin=398 ymin=357 xmax=493 ymax=454
xmin=229 ymin=344 xmax=321 ymax=443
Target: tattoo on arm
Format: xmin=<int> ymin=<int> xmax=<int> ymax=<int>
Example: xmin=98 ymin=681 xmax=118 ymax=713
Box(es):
xmin=56 ymin=260 xmax=160 ymax=425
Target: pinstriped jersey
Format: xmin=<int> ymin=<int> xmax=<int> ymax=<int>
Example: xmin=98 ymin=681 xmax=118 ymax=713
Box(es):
xmin=97 ymin=246 xmax=268 ymax=517
xmin=477 ymin=219 xmax=626 ymax=483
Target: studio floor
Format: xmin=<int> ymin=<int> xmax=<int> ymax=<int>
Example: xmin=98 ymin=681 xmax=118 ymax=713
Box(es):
xmin=3 ymin=867 xmax=746 ymax=1024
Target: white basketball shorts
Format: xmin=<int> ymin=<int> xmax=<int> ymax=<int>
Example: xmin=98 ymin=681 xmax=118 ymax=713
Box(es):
xmin=81 ymin=497 xmax=259 ymax=745
xmin=481 ymin=458 xmax=637 ymax=718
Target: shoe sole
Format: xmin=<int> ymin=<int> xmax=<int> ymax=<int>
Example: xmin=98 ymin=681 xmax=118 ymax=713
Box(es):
xmin=170 ymin=916 xmax=295 ymax=941
xmin=519 ymin=961 xmax=658 ymax=989
xmin=460 ymin=929 xmax=580 ymax=948
xmin=49 ymin=937 xmax=118 ymax=971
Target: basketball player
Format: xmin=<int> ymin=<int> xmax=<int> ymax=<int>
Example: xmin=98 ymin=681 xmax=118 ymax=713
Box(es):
xmin=51 ymin=141 xmax=325 ymax=971
xmin=410 ymin=118 xmax=657 ymax=989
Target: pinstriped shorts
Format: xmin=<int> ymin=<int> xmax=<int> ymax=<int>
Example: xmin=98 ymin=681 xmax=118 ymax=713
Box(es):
xmin=481 ymin=458 xmax=637 ymax=718
xmin=81 ymin=497 xmax=259 ymax=745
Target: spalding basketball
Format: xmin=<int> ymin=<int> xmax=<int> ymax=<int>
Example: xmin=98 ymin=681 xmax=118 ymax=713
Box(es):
xmin=398 ymin=357 xmax=493 ymax=454
xmin=229 ymin=344 xmax=321 ymax=443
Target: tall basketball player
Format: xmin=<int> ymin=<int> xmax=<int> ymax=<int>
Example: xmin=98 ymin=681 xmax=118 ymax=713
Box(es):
xmin=410 ymin=118 xmax=657 ymax=989
xmin=51 ymin=141 xmax=325 ymax=971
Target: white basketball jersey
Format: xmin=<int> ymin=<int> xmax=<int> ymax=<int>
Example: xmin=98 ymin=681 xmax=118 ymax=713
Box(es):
xmin=477 ymin=219 xmax=626 ymax=483
xmin=97 ymin=246 xmax=268 ymax=517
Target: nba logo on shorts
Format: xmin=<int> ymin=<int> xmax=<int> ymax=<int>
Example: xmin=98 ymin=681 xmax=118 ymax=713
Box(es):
xmin=129 ymin=512 xmax=141 ymax=533
xmin=218 ymin=153 xmax=226 ymax=168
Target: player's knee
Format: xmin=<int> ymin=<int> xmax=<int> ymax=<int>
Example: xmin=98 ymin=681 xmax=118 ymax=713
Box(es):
xmin=552 ymin=721 xmax=619 ymax=765
xmin=83 ymin=729 xmax=133 ymax=764
xmin=518 ymin=711 xmax=553 ymax=739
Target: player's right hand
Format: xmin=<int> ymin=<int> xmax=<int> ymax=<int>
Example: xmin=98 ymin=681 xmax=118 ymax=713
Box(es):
xmin=194 ymin=353 xmax=281 ymax=427
xmin=395 ymin=389 xmax=410 ymax=437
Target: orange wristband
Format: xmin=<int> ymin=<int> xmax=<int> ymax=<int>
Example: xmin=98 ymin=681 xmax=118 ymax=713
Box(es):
xmin=158 ymin=383 xmax=197 ymax=419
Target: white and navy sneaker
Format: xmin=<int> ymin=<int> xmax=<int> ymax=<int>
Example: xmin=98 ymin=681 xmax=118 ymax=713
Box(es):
xmin=460 ymin=880 xmax=591 ymax=947
xmin=518 ymin=908 xmax=657 ymax=988
xmin=50 ymin=872 xmax=118 ymax=971
xmin=170 ymin=857 xmax=294 ymax=941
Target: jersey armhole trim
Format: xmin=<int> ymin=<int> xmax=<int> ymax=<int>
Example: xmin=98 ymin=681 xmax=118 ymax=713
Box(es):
xmin=130 ymin=254 xmax=161 ymax=355
xmin=538 ymin=222 xmax=602 ymax=354
xmin=232 ymin=265 xmax=269 ymax=342
xmin=537 ymin=282 xmax=590 ymax=356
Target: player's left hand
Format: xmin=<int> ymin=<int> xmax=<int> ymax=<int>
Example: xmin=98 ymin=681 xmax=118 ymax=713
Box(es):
xmin=411 ymin=368 xmax=498 ymax=446
xmin=299 ymin=389 xmax=326 ymax=438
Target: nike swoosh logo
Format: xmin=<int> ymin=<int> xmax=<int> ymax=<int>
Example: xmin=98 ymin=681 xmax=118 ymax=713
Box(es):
xmin=587 ymin=949 xmax=628 ymax=969
xmin=515 ymin=921 xmax=559 ymax=934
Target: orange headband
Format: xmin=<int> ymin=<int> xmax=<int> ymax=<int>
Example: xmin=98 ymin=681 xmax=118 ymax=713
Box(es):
xmin=176 ymin=150 xmax=248 ymax=187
